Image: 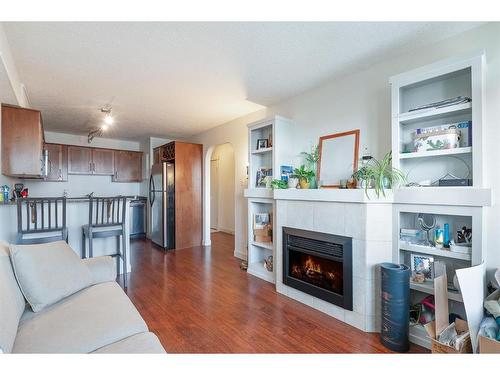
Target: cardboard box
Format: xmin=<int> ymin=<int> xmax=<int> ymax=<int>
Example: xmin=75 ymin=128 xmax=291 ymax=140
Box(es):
xmin=423 ymin=274 xmax=472 ymax=353
xmin=479 ymin=335 xmax=500 ymax=353
xmin=254 ymin=235 xmax=272 ymax=243
xmin=425 ymin=318 xmax=472 ymax=353
xmin=253 ymin=227 xmax=271 ymax=237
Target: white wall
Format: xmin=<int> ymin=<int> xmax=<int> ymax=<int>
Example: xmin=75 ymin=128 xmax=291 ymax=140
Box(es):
xmin=211 ymin=143 xmax=235 ymax=234
xmin=190 ymin=22 xmax=500 ymax=274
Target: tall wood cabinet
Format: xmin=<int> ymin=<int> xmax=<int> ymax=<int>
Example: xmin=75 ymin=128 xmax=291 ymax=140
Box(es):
xmin=1 ymin=104 xmax=45 ymax=178
xmin=153 ymin=141 xmax=203 ymax=249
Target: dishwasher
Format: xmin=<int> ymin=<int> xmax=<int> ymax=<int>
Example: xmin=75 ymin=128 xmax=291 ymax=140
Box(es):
xmin=129 ymin=198 xmax=146 ymax=239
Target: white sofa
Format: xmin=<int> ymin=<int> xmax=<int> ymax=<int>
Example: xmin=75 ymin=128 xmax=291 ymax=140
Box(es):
xmin=0 ymin=241 xmax=165 ymax=354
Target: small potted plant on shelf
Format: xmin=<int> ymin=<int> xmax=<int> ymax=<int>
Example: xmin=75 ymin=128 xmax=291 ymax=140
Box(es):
xmin=292 ymin=165 xmax=315 ymax=189
xmin=351 ymin=151 xmax=406 ymax=198
xmin=270 ymin=179 xmax=288 ymax=189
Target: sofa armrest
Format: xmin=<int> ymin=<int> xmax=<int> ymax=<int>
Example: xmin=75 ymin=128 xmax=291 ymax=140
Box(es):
xmin=82 ymin=256 xmax=116 ymax=285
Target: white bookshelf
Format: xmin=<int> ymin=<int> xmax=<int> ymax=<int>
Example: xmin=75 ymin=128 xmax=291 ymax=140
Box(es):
xmin=390 ymin=52 xmax=484 ymax=188
xmin=244 ymin=116 xmax=293 ymax=284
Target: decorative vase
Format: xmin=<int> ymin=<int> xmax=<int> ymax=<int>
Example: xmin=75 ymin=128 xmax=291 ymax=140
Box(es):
xmin=299 ymin=178 xmax=310 ymax=189
xmin=309 ymin=162 xmax=318 ymax=189
xmin=288 ymin=177 xmax=299 ymax=189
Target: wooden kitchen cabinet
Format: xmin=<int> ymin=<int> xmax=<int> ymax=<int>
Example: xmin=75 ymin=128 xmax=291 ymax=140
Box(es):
xmin=68 ymin=146 xmax=92 ymax=174
xmin=1 ymin=104 xmax=45 ymax=178
xmin=113 ymin=150 xmax=142 ymax=182
xmin=92 ymin=148 xmax=114 ymax=175
xmin=45 ymin=143 xmax=68 ymax=181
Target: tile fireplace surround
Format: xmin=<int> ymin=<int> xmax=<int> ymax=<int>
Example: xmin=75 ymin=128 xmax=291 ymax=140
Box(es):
xmin=274 ymin=189 xmax=393 ymax=332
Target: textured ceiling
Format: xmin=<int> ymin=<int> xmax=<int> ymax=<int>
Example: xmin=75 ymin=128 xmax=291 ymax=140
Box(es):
xmin=3 ymin=22 xmax=483 ymax=140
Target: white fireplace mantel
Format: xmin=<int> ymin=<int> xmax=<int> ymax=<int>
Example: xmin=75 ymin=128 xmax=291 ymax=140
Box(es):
xmin=273 ymin=188 xmax=393 ymax=204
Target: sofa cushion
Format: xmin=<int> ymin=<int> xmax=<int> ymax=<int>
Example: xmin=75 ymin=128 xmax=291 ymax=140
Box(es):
xmin=13 ymin=282 xmax=148 ymax=353
xmin=82 ymin=256 xmax=117 ymax=285
xmin=0 ymin=241 xmax=26 ymax=353
xmin=91 ymin=332 xmax=166 ymax=354
xmin=10 ymin=241 xmax=92 ymax=312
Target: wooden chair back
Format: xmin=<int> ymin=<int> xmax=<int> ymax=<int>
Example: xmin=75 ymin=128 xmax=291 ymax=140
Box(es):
xmin=88 ymin=196 xmax=126 ymax=228
xmin=16 ymin=197 xmax=68 ymax=244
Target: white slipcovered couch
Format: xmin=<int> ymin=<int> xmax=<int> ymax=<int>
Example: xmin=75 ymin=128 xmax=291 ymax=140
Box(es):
xmin=0 ymin=240 xmax=165 ymax=354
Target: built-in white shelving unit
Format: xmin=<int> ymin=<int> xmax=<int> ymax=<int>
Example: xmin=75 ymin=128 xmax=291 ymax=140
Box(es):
xmin=244 ymin=116 xmax=293 ymax=284
xmin=390 ymin=52 xmax=484 ymax=187
xmin=390 ymin=52 xmax=489 ymax=350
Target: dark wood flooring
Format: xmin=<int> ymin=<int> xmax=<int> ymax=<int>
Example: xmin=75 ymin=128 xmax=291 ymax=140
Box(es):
xmin=123 ymin=232 xmax=427 ymax=353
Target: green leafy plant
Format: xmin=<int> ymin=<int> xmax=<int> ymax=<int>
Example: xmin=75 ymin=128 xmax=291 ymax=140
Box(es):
xmin=351 ymin=151 xmax=406 ymax=198
xmin=292 ymin=165 xmax=315 ymax=182
xmin=270 ymin=179 xmax=288 ymax=189
xmin=300 ymin=145 xmax=320 ymax=165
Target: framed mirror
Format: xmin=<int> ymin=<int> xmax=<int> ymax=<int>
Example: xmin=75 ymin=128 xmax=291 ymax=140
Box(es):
xmin=318 ymin=129 xmax=360 ymax=188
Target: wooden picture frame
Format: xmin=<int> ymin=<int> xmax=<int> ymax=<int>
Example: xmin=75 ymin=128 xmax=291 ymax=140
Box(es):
xmin=317 ymin=129 xmax=360 ymax=188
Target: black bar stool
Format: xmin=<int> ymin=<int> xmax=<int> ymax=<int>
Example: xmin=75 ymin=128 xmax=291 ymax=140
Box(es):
xmin=82 ymin=196 xmax=128 ymax=288
xmin=16 ymin=197 xmax=68 ymax=244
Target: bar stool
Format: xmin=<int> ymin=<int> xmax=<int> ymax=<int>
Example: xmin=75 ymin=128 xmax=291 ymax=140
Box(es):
xmin=82 ymin=196 xmax=128 ymax=288
xmin=16 ymin=197 xmax=68 ymax=244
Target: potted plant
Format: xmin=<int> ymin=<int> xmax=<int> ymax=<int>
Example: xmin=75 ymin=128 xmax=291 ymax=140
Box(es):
xmin=300 ymin=145 xmax=320 ymax=189
xmin=270 ymin=179 xmax=288 ymax=189
xmin=293 ymin=165 xmax=315 ymax=189
xmin=351 ymin=151 xmax=406 ymax=198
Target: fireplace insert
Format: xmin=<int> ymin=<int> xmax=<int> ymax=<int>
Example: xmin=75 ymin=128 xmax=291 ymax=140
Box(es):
xmin=283 ymin=227 xmax=352 ymax=310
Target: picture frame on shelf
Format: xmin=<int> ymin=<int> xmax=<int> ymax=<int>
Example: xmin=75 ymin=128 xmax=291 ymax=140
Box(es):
xmin=411 ymin=254 xmax=434 ymax=282
xmin=256 ymin=167 xmax=272 ymax=188
xmin=256 ymin=139 xmax=268 ymax=150
xmin=253 ymin=213 xmax=270 ymax=229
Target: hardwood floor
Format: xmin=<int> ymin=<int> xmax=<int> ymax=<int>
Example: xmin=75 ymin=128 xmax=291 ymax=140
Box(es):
xmin=123 ymin=232 xmax=427 ymax=353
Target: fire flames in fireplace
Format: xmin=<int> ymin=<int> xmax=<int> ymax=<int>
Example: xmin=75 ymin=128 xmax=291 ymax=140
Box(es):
xmin=289 ymin=253 xmax=343 ymax=295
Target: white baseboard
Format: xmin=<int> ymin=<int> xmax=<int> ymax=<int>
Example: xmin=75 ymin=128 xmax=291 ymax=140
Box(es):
xmin=233 ymin=249 xmax=246 ymax=260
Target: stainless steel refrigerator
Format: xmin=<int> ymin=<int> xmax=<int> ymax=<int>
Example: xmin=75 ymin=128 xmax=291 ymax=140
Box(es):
xmin=149 ymin=162 xmax=175 ymax=249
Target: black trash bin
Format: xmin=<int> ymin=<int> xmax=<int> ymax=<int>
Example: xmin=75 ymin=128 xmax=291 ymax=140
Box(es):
xmin=380 ymin=262 xmax=411 ymax=352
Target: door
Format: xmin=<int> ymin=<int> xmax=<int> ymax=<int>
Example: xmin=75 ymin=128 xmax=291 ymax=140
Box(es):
xmin=113 ymin=151 xmax=143 ymax=182
xmin=45 ymin=143 xmax=68 ymax=181
xmin=210 ymin=158 xmax=219 ymax=230
xmin=68 ymin=146 xmax=92 ymax=174
xmin=92 ymin=148 xmax=114 ymax=175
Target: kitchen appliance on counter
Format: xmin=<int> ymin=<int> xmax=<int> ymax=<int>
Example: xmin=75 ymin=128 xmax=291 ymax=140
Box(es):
xmin=149 ymin=162 xmax=175 ymax=249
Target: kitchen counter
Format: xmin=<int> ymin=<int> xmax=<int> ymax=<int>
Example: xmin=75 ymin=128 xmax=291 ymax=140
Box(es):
xmin=0 ymin=196 xmax=145 ymax=274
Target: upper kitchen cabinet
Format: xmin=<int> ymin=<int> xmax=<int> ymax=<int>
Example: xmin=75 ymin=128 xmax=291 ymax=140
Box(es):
xmin=68 ymin=146 xmax=92 ymax=174
xmin=113 ymin=150 xmax=143 ymax=182
xmin=68 ymin=146 xmax=115 ymax=175
xmin=92 ymin=148 xmax=114 ymax=175
xmin=1 ymin=104 xmax=45 ymax=178
xmin=45 ymin=143 xmax=68 ymax=181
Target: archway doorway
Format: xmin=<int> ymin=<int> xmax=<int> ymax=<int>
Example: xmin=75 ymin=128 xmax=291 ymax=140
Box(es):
xmin=205 ymin=143 xmax=235 ymax=248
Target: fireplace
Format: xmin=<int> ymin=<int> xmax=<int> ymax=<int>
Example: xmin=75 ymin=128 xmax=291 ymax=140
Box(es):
xmin=283 ymin=227 xmax=353 ymax=310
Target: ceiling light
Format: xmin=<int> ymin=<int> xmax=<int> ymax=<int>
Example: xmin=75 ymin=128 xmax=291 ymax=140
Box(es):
xmin=101 ymin=124 xmax=109 ymax=131
xmin=104 ymin=114 xmax=113 ymax=125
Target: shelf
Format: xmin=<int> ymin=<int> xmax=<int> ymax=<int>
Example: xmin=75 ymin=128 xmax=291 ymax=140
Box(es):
xmin=398 ymin=102 xmax=472 ymax=125
xmin=251 ymin=241 xmax=273 ymax=250
xmin=409 ymin=324 xmax=431 ymax=349
xmin=393 ymin=187 xmax=491 ymax=207
xmin=251 ymin=147 xmax=273 ymax=155
xmin=247 ymin=262 xmax=275 ymax=284
xmin=399 ymin=241 xmax=471 ymax=261
xmin=399 ymin=147 xmax=471 ymax=160
xmin=410 ymin=281 xmax=463 ymax=302
xmin=244 ymin=188 xmax=273 ymax=199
